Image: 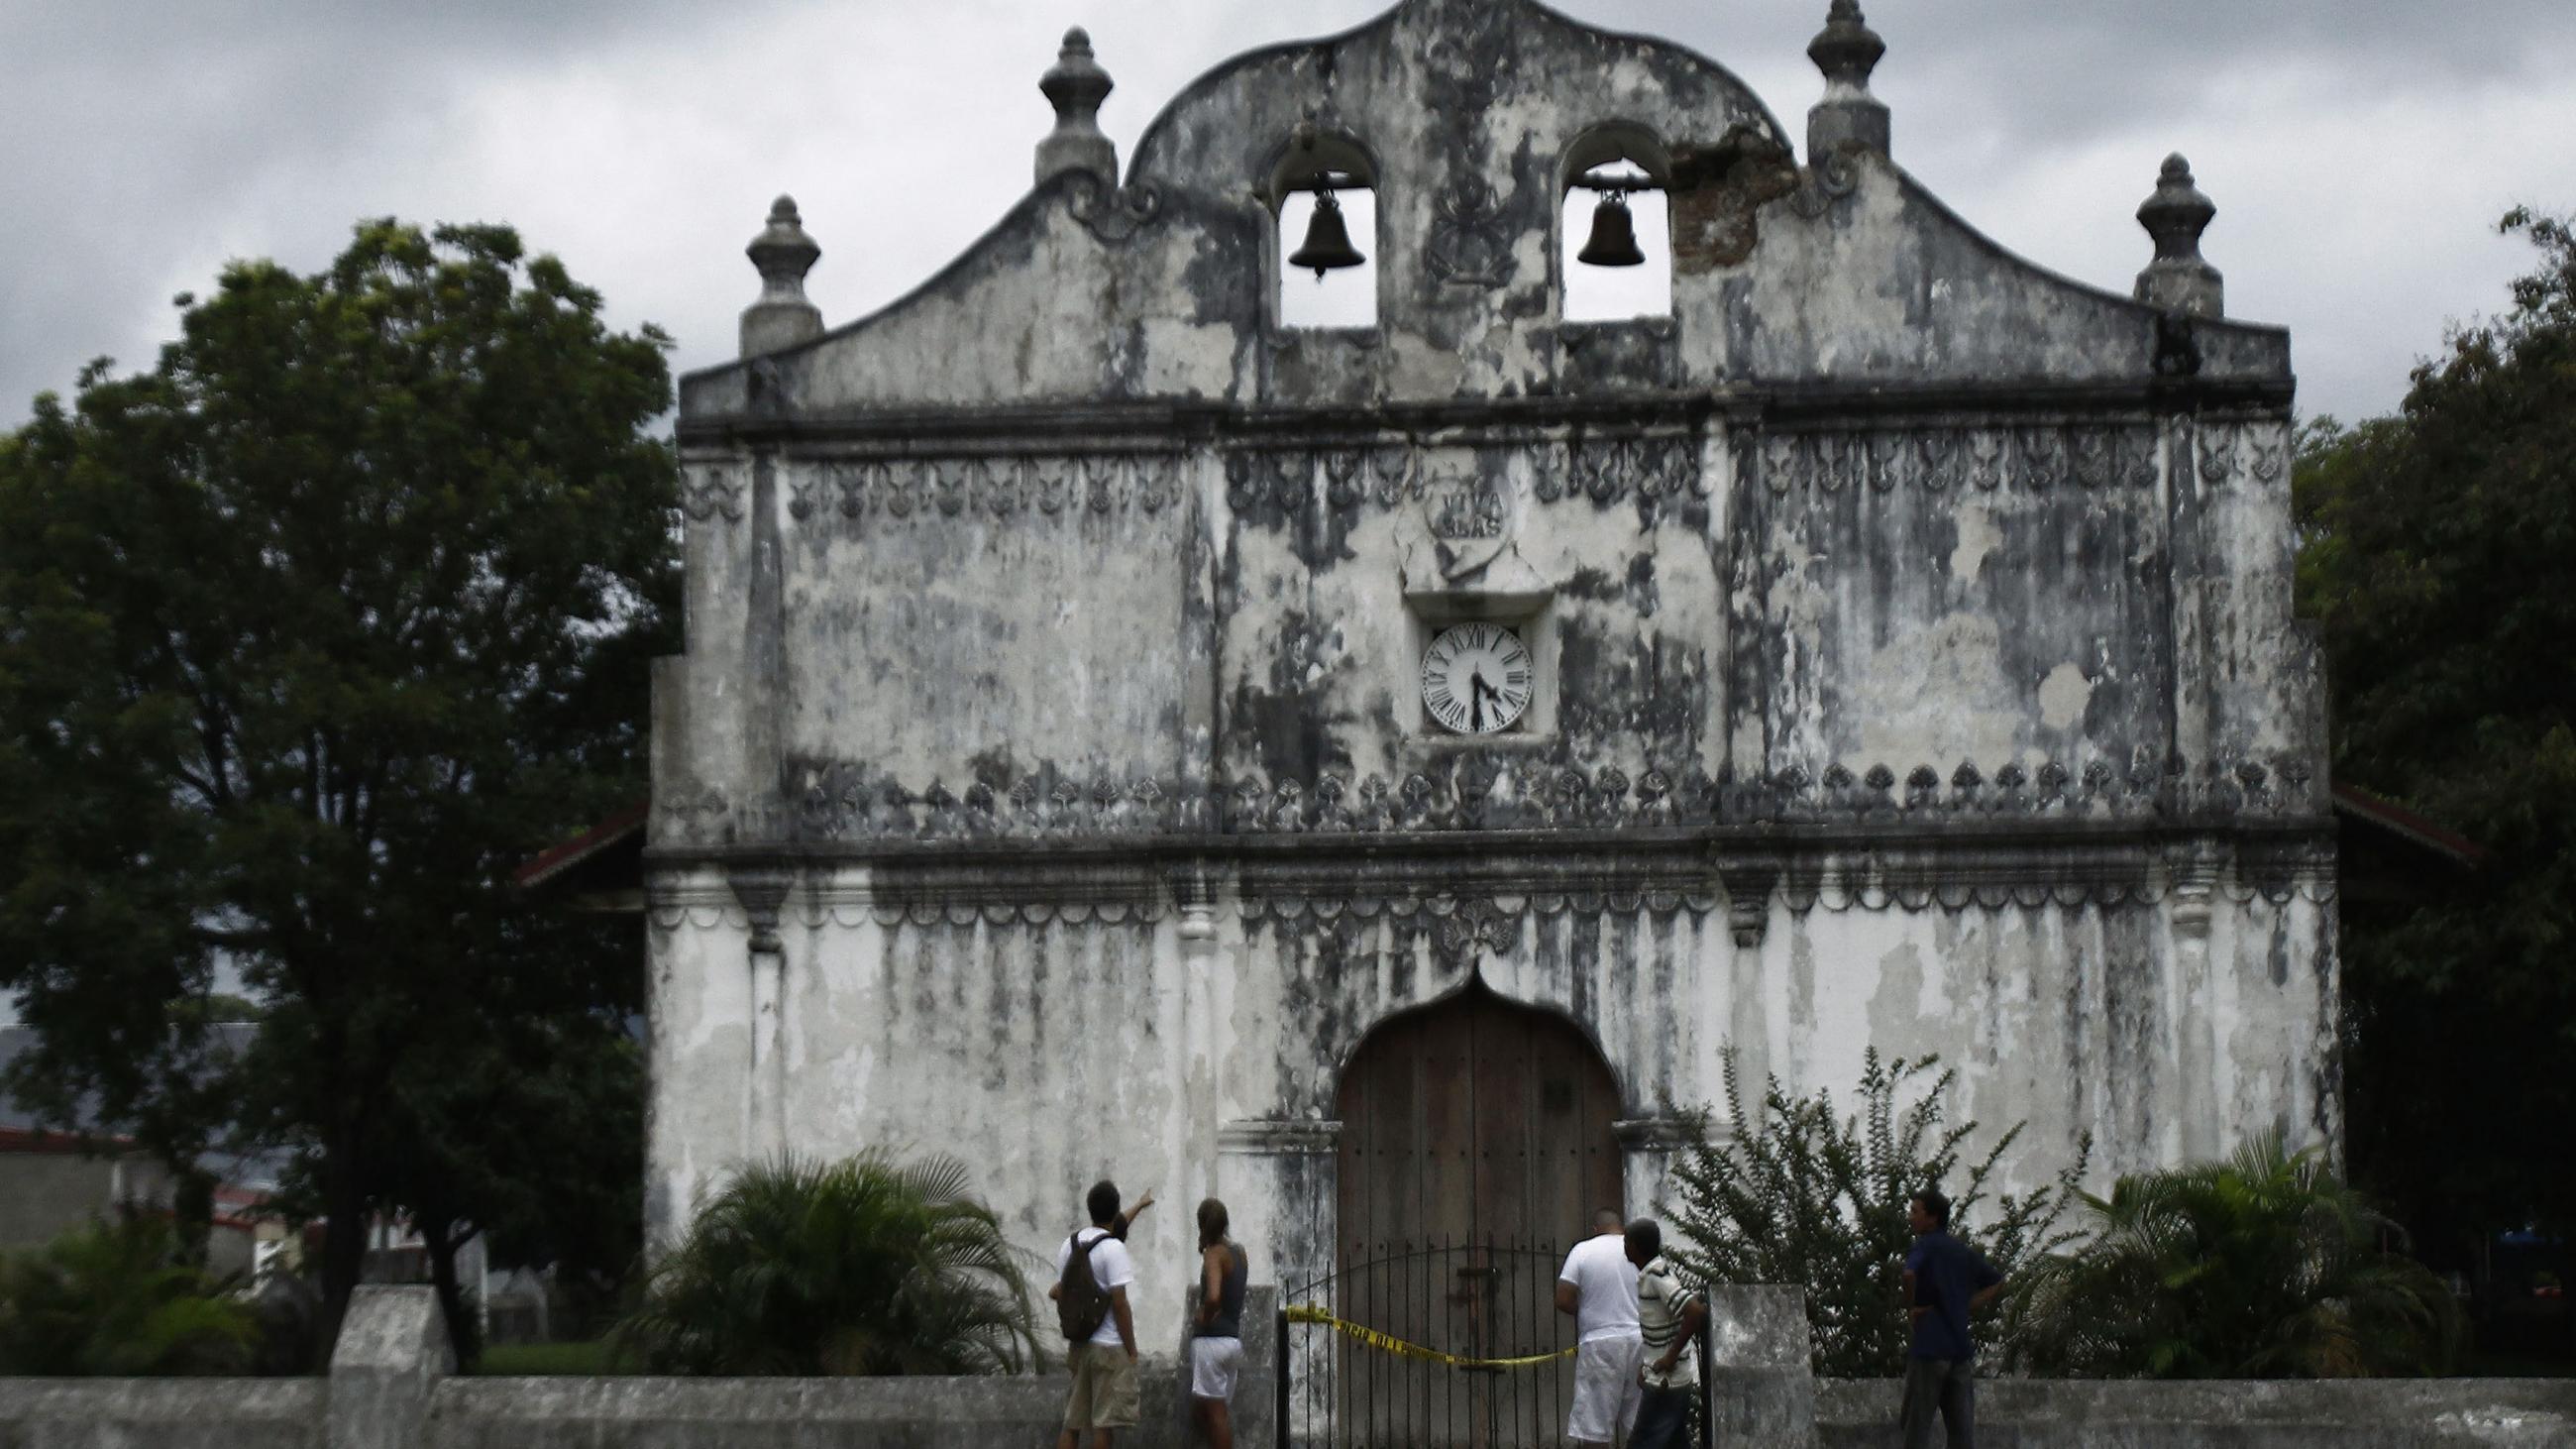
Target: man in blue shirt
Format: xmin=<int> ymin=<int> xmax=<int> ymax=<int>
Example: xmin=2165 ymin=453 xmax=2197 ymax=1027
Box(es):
xmin=1899 ymin=1188 xmax=2002 ymax=1449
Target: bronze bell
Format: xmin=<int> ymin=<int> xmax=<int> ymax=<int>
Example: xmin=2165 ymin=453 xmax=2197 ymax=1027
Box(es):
xmin=1289 ymin=193 xmax=1365 ymax=278
xmin=1577 ymin=193 xmax=1647 ymax=268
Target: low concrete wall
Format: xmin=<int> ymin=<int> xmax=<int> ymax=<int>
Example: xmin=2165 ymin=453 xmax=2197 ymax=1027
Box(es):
xmin=0 ymin=1284 xmax=1278 ymax=1449
xmin=431 ymin=1376 xmax=1164 ymax=1449
xmin=429 ymin=1285 xmax=1278 ymax=1449
xmin=1814 ymin=1376 xmax=2576 ymax=1448
xmin=0 ymin=1377 xmax=323 ymax=1449
xmin=6 ymin=1284 xmax=2570 ymax=1449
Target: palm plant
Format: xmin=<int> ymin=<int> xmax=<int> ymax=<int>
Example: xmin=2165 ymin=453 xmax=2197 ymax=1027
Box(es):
xmin=2009 ymin=1128 xmax=2460 ymax=1378
xmin=0 ymin=1215 xmax=258 ymax=1375
xmin=613 ymin=1152 xmax=1042 ymax=1376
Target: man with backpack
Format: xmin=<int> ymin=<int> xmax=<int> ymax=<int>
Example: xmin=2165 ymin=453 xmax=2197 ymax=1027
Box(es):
xmin=1052 ymin=1179 xmax=1140 ymax=1449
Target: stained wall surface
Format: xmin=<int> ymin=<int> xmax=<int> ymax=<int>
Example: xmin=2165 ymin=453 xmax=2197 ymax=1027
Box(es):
xmin=650 ymin=0 xmax=2331 ymax=1355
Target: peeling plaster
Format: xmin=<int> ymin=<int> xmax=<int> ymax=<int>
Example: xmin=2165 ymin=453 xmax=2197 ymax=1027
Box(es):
xmin=651 ymin=0 xmax=2332 ymax=1355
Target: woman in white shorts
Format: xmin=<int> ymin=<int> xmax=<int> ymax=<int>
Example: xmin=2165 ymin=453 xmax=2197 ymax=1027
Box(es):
xmin=1190 ymin=1197 xmax=1250 ymax=1449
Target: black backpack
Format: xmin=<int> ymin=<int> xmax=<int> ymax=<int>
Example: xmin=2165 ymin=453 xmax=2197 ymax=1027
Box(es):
xmin=1057 ymin=1230 xmax=1116 ymax=1342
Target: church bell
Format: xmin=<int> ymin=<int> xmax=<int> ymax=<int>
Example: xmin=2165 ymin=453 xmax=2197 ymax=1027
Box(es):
xmin=1288 ymin=193 xmax=1365 ymax=278
xmin=1577 ymin=193 xmax=1646 ymax=269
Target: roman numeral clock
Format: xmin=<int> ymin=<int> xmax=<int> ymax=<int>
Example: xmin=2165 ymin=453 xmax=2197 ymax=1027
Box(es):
xmin=1421 ymin=622 xmax=1532 ymax=734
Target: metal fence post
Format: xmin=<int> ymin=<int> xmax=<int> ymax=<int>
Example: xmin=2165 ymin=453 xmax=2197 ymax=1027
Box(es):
xmin=1275 ymin=1304 xmax=1289 ymax=1449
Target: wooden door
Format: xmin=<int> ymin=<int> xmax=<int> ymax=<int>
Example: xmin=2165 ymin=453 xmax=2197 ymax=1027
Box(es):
xmin=1328 ymin=986 xmax=1623 ymax=1447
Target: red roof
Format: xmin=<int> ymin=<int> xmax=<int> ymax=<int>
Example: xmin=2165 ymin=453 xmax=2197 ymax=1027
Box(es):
xmin=0 ymin=1125 xmax=140 ymax=1157
xmin=514 ymin=799 xmax=650 ymax=889
xmin=2332 ymin=783 xmax=2486 ymax=867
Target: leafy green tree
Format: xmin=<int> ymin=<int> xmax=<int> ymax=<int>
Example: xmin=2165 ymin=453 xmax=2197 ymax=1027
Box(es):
xmin=2011 ymin=1129 xmax=2460 ymax=1378
xmin=0 ymin=219 xmax=677 ymax=1362
xmin=0 ymin=1216 xmax=258 ymax=1375
xmin=615 ymin=1153 xmax=1044 ymax=1377
xmin=1664 ymin=1049 xmax=2088 ymax=1377
xmin=266 ymin=1003 xmax=646 ymax=1369
xmin=2294 ymin=210 xmax=2576 ymax=1256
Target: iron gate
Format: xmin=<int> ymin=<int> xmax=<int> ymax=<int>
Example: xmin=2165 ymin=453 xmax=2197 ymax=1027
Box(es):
xmin=1277 ymin=1238 xmax=1710 ymax=1449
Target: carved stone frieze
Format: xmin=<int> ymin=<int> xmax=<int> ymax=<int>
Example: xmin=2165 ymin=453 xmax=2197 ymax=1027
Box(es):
xmin=1224 ymin=435 xmax=1704 ymax=520
xmin=788 ymin=453 xmax=1187 ymax=523
xmin=1537 ymin=435 xmax=1708 ymax=505
xmin=2178 ymin=416 xmax=2287 ymax=491
xmin=712 ymin=434 xmax=1731 ymax=532
xmin=1747 ymin=421 xmax=2162 ymax=496
xmin=680 ymin=468 xmax=745 ymax=521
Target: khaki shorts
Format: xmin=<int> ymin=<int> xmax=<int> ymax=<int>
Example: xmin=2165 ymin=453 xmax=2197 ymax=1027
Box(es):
xmin=1064 ymin=1340 xmax=1140 ymax=1431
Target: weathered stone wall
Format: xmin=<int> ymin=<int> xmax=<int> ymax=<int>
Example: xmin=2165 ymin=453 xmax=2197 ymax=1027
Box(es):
xmin=644 ymin=852 xmax=2331 ymax=1349
xmin=647 ymin=0 xmax=2332 ymax=1367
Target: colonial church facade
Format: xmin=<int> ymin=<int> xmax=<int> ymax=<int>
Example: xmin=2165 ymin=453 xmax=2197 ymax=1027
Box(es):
xmin=646 ymin=0 xmax=2334 ymax=1350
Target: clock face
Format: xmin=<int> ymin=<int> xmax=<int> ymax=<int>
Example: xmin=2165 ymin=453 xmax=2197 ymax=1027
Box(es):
xmin=1422 ymin=622 xmax=1532 ymax=735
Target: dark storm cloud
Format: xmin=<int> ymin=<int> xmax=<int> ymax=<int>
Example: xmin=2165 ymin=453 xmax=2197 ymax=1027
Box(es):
xmin=0 ymin=0 xmax=792 ymax=412
xmin=1 ymin=0 xmax=2571 ymax=426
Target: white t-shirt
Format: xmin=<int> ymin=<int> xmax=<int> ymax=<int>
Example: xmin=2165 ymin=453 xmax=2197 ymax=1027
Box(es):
xmin=1557 ymin=1233 xmax=1640 ymax=1344
xmin=1054 ymin=1229 xmax=1137 ymax=1348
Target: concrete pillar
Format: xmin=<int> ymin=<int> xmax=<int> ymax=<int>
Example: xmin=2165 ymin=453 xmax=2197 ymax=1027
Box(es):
xmin=729 ymin=865 xmax=794 ymax=1160
xmin=1703 ymin=1284 xmax=1817 ymax=1449
xmin=327 ymin=1285 xmax=451 ymax=1449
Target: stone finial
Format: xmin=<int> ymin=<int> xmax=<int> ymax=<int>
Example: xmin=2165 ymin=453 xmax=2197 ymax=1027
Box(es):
xmin=1805 ymin=0 xmax=1890 ymax=161
xmin=1036 ymin=26 xmax=1118 ymax=187
xmin=2134 ymin=154 xmax=2224 ymax=317
xmin=740 ymin=195 xmax=823 ymax=358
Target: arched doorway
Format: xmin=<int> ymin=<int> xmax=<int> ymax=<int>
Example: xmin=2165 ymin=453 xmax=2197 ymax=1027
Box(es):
xmin=1309 ymin=982 xmax=1624 ymax=1447
xmin=1336 ymin=981 xmax=1625 ymax=1256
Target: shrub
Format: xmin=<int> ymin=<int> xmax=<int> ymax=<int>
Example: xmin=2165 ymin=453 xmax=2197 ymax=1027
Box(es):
xmin=614 ymin=1152 xmax=1040 ymax=1376
xmin=2009 ymin=1128 xmax=2461 ymax=1378
xmin=1664 ymin=1048 xmax=2087 ymax=1377
xmin=0 ymin=1216 xmax=258 ymax=1375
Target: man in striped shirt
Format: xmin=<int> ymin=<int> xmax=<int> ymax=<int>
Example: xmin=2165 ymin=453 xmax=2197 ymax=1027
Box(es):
xmin=1625 ymin=1219 xmax=1707 ymax=1449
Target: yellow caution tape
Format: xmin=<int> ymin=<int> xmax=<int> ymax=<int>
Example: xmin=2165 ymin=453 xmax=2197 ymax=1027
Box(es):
xmin=1284 ymin=1304 xmax=1578 ymax=1371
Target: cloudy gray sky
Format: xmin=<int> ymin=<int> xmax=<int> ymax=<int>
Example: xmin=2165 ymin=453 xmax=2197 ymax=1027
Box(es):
xmin=4 ymin=0 xmax=2573 ymax=428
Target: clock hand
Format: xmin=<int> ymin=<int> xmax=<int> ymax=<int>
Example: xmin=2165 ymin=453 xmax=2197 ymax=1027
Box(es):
xmin=1469 ymin=676 xmax=1484 ymax=732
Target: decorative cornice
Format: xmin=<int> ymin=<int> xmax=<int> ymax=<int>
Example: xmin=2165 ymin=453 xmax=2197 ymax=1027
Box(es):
xmin=675 ymin=386 xmax=2296 ymax=450
xmin=641 ymin=833 xmax=2333 ymax=926
xmin=678 ymin=415 xmax=2293 ymax=533
xmin=703 ymin=752 xmax=2325 ymax=850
